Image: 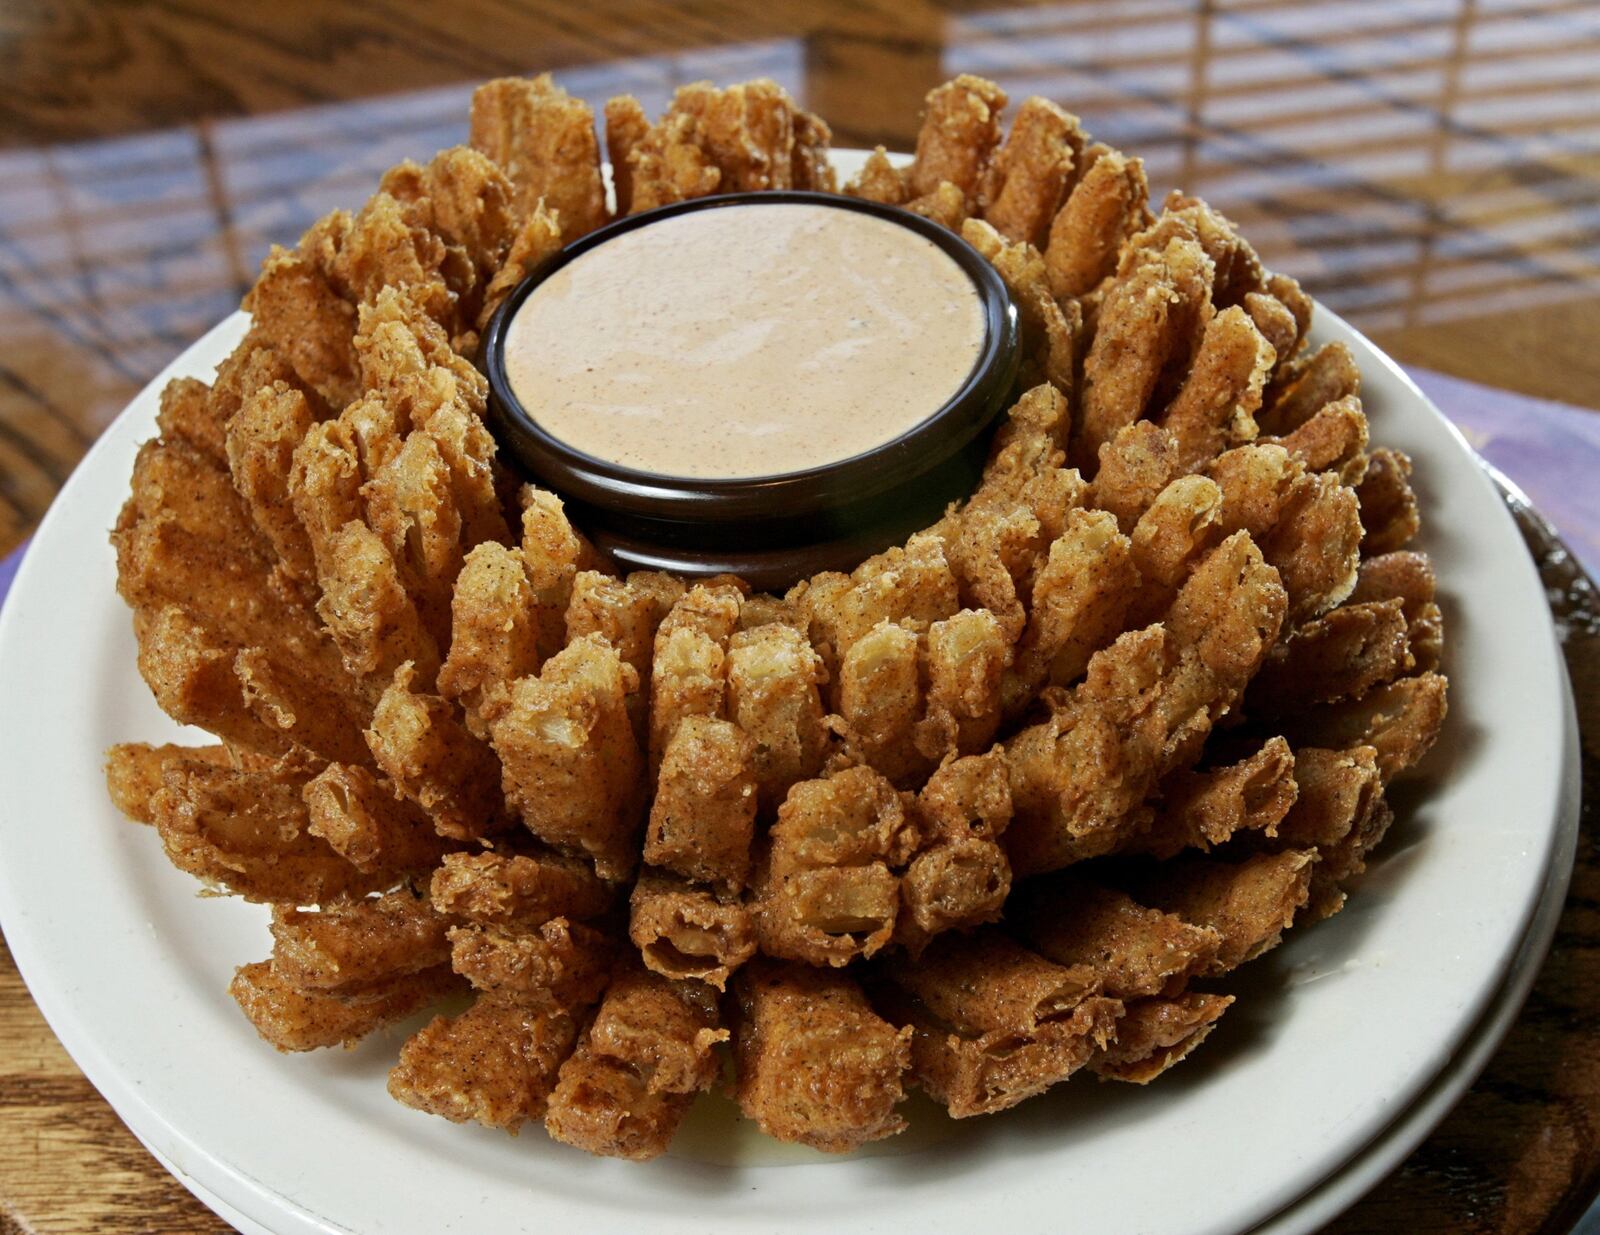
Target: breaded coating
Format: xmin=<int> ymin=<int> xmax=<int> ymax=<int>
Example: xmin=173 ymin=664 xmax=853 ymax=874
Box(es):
xmin=1244 ymin=290 xmax=1300 ymax=370
xmin=960 ymin=223 xmax=1079 ymax=397
xmin=438 ymin=542 xmax=543 ymax=733
xmin=1005 ymin=532 xmax=1288 ymax=875
xmin=484 ymin=635 xmax=645 ymax=880
xmin=1091 ymin=993 xmax=1233 ymax=1083
xmin=752 ymin=766 xmax=918 ymax=966
xmin=430 ymin=849 xmax=613 ymax=926
xmin=157 ymin=376 xmax=228 ymax=465
xmin=725 ymin=622 xmax=830 ymax=810
xmin=1261 ymin=472 xmax=1363 ymax=622
xmin=209 ymin=332 xmax=310 ymax=424
xmin=131 ymin=601 xmax=364 ymax=765
xmin=546 ymin=967 xmax=726 ymax=1160
xmin=366 ymin=662 xmax=507 ymax=842
xmin=389 ymin=996 xmax=579 ymax=1131
xmin=352 ymin=283 xmax=489 ymax=418
xmin=629 ymin=869 xmax=756 ymax=991
xmin=546 ymin=1056 xmax=694 ymax=1161
xmin=232 ymin=960 xmax=460 ymax=1053
xmin=478 ymin=200 xmax=564 ymax=330
xmin=520 ymin=487 xmax=601 ymax=662
xmin=1358 ymin=448 xmax=1421 ymax=555
xmin=579 ymin=966 xmax=726 ymax=1093
xmin=1126 ymin=474 xmax=1226 ymax=623
xmin=1265 ymin=394 xmax=1369 ymax=485
xmin=917 ymin=608 xmax=1009 ymax=760
xmin=620 ymin=109 xmax=721 ymax=214
xmin=1207 ymin=442 xmax=1302 ymax=540
xmin=877 ymin=930 xmax=1122 ymax=1117
xmin=149 ymin=751 xmax=384 ymax=904
xmin=733 ymin=960 xmax=912 ymax=1153
xmin=470 ymin=75 xmax=607 ymax=241
xmin=1085 ymin=421 xmax=1182 ymax=533
xmin=302 ymin=762 xmax=452 ymax=876
xmin=290 ymin=420 xmax=365 ymax=575
xmin=1045 ymin=150 xmax=1149 ymax=299
xmin=1130 ymin=737 xmax=1298 ymax=859
xmin=646 ymin=716 xmax=758 ymax=890
xmin=565 ymin=569 xmax=684 ymax=735
xmin=1137 ymin=194 xmax=1266 ymax=309
xmin=1351 ymin=549 xmax=1436 ymax=610
xmin=1130 ymin=850 xmax=1316 ymax=973
xmin=269 ymin=889 xmax=451 ymax=993
xmin=837 ymin=620 xmax=928 ymax=786
xmin=648 ymin=582 xmax=742 ymax=771
xmin=316 ymin=521 xmax=441 ymax=692
xmin=604 ymin=95 xmax=651 ymax=215
xmin=1017 ymin=878 xmax=1222 ymax=1000
xmin=449 ymin=918 xmax=615 ymax=1009
xmin=1351 ymin=550 xmax=1443 ymax=672
xmin=906 ymin=180 xmax=969 ymax=231
xmin=380 ymin=145 xmax=516 ymax=274
xmin=1075 ymin=236 xmax=1215 ymax=471
xmin=1283 ymin=672 xmax=1449 ymax=783
xmin=106 ymin=742 xmax=235 ymax=825
xmin=668 ymin=79 xmax=808 ymax=192
xmin=326 ymin=194 xmax=455 ymax=329
xmin=131 ymin=607 xmax=292 ymax=757
xmin=797 ymin=529 xmax=961 ymax=686
xmin=1273 ymin=745 xmax=1383 ymax=851
xmin=1269 ymin=746 xmax=1391 ymax=919
xmin=981 ymin=97 xmax=1084 ymax=247
xmin=1261 ymin=341 xmax=1361 ymax=436
xmin=1159 ymin=306 xmax=1275 ymax=471
xmin=1249 ymin=599 xmax=1411 ymax=715
xmin=897 ymin=751 xmax=1014 ymax=956
xmin=242 ymin=649 xmax=387 ymax=770
xmin=844 ymin=146 xmax=909 ymax=205
xmin=364 ymin=431 xmax=467 ymax=644
xmin=615 ymin=81 xmax=834 ymax=214
xmin=242 ymin=244 xmax=359 ymax=410
xmin=790 ymin=108 xmax=837 ymax=191
xmin=969 ymin=381 xmax=1074 ymax=521
xmin=116 ymin=440 xmax=344 ymax=680
xmin=225 ymin=382 xmax=318 ymax=589
xmin=908 ymin=74 xmax=1008 ymax=203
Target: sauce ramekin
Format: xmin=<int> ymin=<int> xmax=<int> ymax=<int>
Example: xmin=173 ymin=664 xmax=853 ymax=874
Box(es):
xmin=481 ymin=190 xmax=1021 ymax=591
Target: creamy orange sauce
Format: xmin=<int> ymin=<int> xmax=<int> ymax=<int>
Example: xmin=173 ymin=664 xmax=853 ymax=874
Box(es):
xmin=502 ymin=202 xmax=986 ymax=479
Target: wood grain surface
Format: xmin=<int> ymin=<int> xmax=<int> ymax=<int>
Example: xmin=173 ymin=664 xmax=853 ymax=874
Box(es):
xmin=0 ymin=1 xmax=1597 ymax=1232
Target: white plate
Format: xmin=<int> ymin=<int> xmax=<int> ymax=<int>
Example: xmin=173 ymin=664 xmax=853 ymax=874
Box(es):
xmin=1251 ymin=662 xmax=1581 ymax=1234
xmin=0 ymin=153 xmax=1577 ymax=1235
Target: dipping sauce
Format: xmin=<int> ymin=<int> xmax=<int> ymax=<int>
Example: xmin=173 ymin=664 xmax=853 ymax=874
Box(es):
xmin=501 ymin=201 xmax=988 ymax=480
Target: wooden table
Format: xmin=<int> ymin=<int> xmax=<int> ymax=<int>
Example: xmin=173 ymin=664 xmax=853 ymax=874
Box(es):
xmin=1 ymin=1 xmax=1597 ymax=1231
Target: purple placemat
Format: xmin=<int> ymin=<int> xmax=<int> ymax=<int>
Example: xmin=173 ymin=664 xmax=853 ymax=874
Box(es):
xmin=1409 ymin=368 xmax=1600 ymax=583
xmin=0 ymin=368 xmax=1594 ymax=612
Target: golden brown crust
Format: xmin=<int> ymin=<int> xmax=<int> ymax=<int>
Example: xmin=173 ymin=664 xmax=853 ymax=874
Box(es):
xmin=877 ymin=930 xmax=1121 ymax=1117
xmin=232 ymin=960 xmax=460 ymax=1053
xmin=449 ymin=918 xmax=616 ymax=1008
xmin=389 ymin=996 xmax=579 ymax=1130
xmin=733 ymin=959 xmax=911 ymax=1152
xmin=1090 ymin=993 xmax=1233 ymax=1083
xmin=629 ymin=869 xmax=757 ymax=991
xmin=469 ymin=75 xmax=608 ymax=241
xmin=908 ymin=74 xmax=1009 ymax=203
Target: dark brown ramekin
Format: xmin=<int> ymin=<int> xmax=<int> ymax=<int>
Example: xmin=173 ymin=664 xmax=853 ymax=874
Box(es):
xmin=480 ymin=190 xmax=1021 ymax=591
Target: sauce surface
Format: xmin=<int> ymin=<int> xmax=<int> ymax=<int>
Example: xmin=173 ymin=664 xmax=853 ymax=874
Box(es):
xmin=502 ymin=201 xmax=987 ymax=480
